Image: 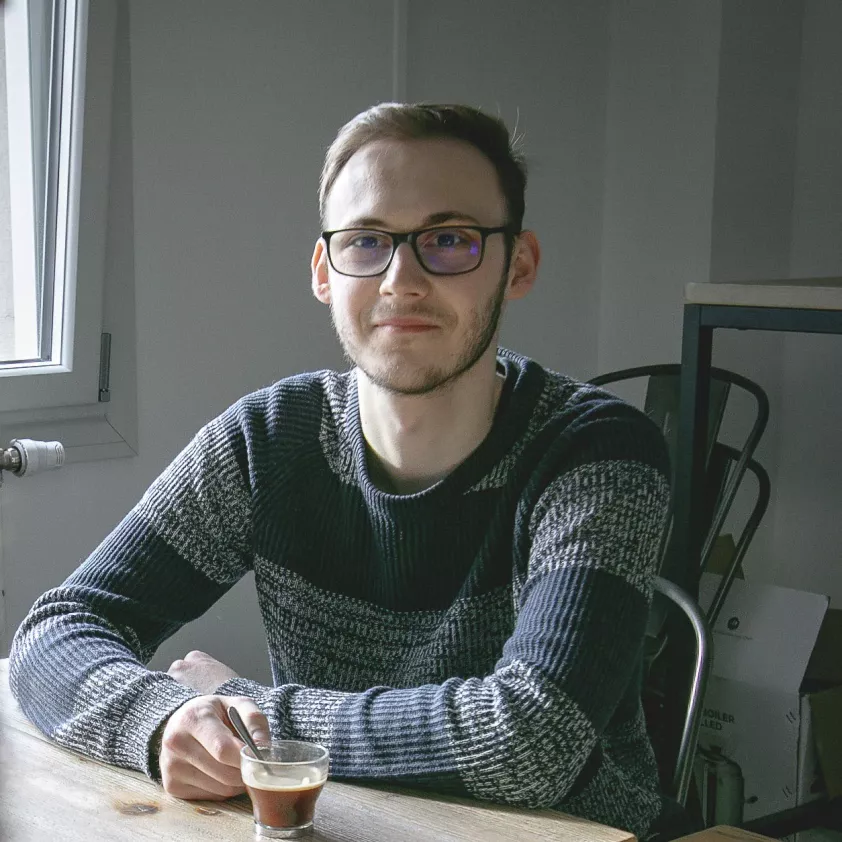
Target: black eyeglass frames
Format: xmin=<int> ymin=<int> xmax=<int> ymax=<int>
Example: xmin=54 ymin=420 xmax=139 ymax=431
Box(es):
xmin=321 ymin=225 xmax=517 ymax=278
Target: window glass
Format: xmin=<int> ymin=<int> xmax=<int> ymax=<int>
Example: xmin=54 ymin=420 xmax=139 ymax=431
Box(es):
xmin=1 ymin=0 xmax=76 ymax=368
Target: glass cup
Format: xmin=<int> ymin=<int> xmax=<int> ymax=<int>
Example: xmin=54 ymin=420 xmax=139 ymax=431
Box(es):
xmin=240 ymin=740 xmax=330 ymax=838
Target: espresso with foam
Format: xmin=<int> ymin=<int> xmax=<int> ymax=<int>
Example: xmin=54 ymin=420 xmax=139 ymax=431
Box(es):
xmin=243 ymin=765 xmax=326 ymax=830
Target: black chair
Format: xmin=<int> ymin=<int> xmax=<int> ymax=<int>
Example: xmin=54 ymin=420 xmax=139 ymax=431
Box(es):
xmin=587 ymin=364 xmax=771 ymax=811
xmin=588 ymin=364 xmax=770 ymax=607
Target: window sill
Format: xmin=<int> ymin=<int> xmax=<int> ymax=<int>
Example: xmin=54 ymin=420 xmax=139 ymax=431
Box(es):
xmin=0 ymin=403 xmax=136 ymax=464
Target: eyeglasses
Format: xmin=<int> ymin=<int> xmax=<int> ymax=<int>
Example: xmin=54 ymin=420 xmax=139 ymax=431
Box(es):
xmin=321 ymin=225 xmax=516 ymax=278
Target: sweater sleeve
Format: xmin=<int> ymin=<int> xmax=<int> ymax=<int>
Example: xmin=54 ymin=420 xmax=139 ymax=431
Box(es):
xmin=8 ymin=408 xmax=254 ymax=777
xmin=216 ymin=439 xmax=670 ymax=808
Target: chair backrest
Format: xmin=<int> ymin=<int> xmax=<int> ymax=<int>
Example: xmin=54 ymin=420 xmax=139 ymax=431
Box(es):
xmin=587 ymin=364 xmax=770 ymax=601
xmin=587 ymin=364 xmax=770 ymax=810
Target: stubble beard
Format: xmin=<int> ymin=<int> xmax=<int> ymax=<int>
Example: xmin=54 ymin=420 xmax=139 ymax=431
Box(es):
xmin=331 ymin=271 xmax=509 ymax=397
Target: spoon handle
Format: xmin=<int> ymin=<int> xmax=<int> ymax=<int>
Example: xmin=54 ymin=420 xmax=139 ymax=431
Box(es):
xmin=227 ymin=705 xmax=272 ymax=773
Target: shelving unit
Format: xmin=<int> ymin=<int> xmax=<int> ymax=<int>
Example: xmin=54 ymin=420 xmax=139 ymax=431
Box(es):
xmin=672 ymin=277 xmax=842 ymax=834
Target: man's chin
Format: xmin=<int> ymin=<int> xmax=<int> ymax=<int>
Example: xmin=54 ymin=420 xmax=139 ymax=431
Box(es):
xmin=360 ymin=363 xmax=453 ymax=396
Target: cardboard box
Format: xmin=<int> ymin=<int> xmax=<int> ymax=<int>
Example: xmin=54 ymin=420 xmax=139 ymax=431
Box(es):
xmin=696 ymin=574 xmax=842 ymax=823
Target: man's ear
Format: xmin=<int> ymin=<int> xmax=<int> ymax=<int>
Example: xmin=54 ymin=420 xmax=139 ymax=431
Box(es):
xmin=505 ymin=230 xmax=540 ymax=301
xmin=311 ymin=238 xmax=331 ymax=304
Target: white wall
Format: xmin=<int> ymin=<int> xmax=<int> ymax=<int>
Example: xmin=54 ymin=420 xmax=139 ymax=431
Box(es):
xmin=406 ymin=0 xmax=611 ymax=380
xmin=706 ymin=0 xmax=803 ymax=589
xmin=770 ymin=0 xmax=842 ymax=599
xmin=598 ymin=0 xmax=722 ymax=376
xmin=2 ymin=0 xmax=842 ymax=682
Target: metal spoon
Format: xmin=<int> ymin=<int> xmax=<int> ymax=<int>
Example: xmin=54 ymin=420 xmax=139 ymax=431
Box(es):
xmin=227 ymin=705 xmax=273 ymax=774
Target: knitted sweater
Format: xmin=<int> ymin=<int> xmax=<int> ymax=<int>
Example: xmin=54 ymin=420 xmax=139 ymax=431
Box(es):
xmin=10 ymin=349 xmax=671 ymax=838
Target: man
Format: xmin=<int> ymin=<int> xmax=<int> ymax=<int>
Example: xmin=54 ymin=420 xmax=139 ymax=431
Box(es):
xmin=10 ymin=103 xmax=679 ymax=838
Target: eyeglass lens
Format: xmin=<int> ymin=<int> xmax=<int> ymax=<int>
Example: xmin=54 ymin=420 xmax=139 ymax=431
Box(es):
xmin=329 ymin=228 xmax=483 ymax=276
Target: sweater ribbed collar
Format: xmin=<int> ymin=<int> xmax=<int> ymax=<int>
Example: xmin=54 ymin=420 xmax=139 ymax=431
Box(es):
xmin=344 ymin=348 xmax=545 ymax=502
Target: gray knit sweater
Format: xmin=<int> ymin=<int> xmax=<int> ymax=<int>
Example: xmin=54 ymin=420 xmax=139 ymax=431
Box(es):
xmin=10 ymin=349 xmax=672 ymax=838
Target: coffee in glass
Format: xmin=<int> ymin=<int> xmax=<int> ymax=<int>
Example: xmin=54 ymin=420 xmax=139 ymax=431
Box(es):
xmin=241 ymin=740 xmax=329 ymax=838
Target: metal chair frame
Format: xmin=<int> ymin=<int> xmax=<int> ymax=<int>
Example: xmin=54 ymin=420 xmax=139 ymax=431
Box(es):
xmin=652 ymin=576 xmax=712 ymax=806
xmin=588 ymin=364 xmax=771 ymax=812
xmin=588 ymin=364 xmax=770 ymax=609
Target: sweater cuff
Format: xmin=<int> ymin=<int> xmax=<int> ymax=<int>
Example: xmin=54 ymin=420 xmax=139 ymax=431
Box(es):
xmin=125 ymin=675 xmax=199 ymax=780
xmin=215 ymin=676 xmax=266 ymax=699
xmin=215 ymin=676 xmax=294 ymax=740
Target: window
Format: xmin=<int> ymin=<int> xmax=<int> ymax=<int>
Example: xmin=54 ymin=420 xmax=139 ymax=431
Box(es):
xmin=1 ymin=0 xmax=84 ymax=372
xmin=0 ymin=0 xmax=135 ymax=462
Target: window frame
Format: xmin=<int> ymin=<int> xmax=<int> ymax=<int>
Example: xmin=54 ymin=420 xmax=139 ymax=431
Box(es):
xmin=0 ymin=0 xmax=135 ymax=463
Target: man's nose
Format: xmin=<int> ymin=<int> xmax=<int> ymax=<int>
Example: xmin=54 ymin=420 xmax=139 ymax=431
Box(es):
xmin=379 ymin=242 xmax=430 ymax=296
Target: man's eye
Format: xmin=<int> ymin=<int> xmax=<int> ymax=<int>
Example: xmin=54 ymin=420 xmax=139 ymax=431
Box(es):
xmin=349 ymin=235 xmax=385 ymax=249
xmin=420 ymin=229 xmax=471 ymax=249
xmin=335 ymin=231 xmax=390 ymax=251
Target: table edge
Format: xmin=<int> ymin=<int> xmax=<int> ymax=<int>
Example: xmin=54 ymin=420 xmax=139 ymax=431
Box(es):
xmin=685 ymin=279 xmax=842 ymax=310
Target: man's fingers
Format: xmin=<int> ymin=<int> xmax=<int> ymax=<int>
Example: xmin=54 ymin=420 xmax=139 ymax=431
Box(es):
xmin=226 ymin=697 xmax=271 ymax=745
xmin=158 ymin=694 xmax=271 ymax=802
xmin=162 ymin=757 xmax=245 ymax=800
xmin=163 ymin=731 xmax=245 ymax=789
xmin=161 ymin=697 xmax=244 ymax=783
xmin=177 ymin=696 xmax=269 ymax=767
xmin=178 ymin=698 xmax=246 ymax=768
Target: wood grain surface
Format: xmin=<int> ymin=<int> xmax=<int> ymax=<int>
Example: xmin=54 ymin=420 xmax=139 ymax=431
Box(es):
xmin=0 ymin=660 xmax=635 ymax=842
xmin=685 ymin=278 xmax=842 ymax=310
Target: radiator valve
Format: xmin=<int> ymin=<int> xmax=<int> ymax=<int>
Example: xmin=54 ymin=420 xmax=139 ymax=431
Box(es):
xmin=0 ymin=438 xmax=65 ymax=480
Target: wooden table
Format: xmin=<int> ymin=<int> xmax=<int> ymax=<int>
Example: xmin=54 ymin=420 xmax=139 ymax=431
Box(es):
xmin=0 ymin=660 xmax=635 ymax=841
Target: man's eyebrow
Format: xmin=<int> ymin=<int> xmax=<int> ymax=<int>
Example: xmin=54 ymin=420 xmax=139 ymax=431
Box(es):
xmin=342 ymin=211 xmax=484 ymax=229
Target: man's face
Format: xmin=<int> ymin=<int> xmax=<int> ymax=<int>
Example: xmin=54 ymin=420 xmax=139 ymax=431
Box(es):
xmin=312 ymin=138 xmax=529 ymax=395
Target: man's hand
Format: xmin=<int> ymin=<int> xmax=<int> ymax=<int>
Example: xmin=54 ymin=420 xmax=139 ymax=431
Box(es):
xmin=167 ymin=650 xmax=239 ymax=695
xmin=158 ymin=695 xmax=270 ymax=800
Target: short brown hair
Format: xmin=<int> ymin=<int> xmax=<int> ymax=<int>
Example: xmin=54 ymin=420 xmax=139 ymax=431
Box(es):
xmin=319 ymin=103 xmax=527 ymax=231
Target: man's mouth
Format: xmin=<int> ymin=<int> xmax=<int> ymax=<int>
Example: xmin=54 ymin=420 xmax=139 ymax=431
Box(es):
xmin=374 ymin=316 xmax=439 ymax=332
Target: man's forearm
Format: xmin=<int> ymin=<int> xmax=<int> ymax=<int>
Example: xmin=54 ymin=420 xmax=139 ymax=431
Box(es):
xmin=9 ymin=588 xmax=199 ymax=776
xmin=215 ymin=665 xmax=599 ymax=809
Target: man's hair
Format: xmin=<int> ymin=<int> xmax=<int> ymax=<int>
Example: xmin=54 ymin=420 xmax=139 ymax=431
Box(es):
xmin=319 ymin=103 xmax=527 ymax=231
